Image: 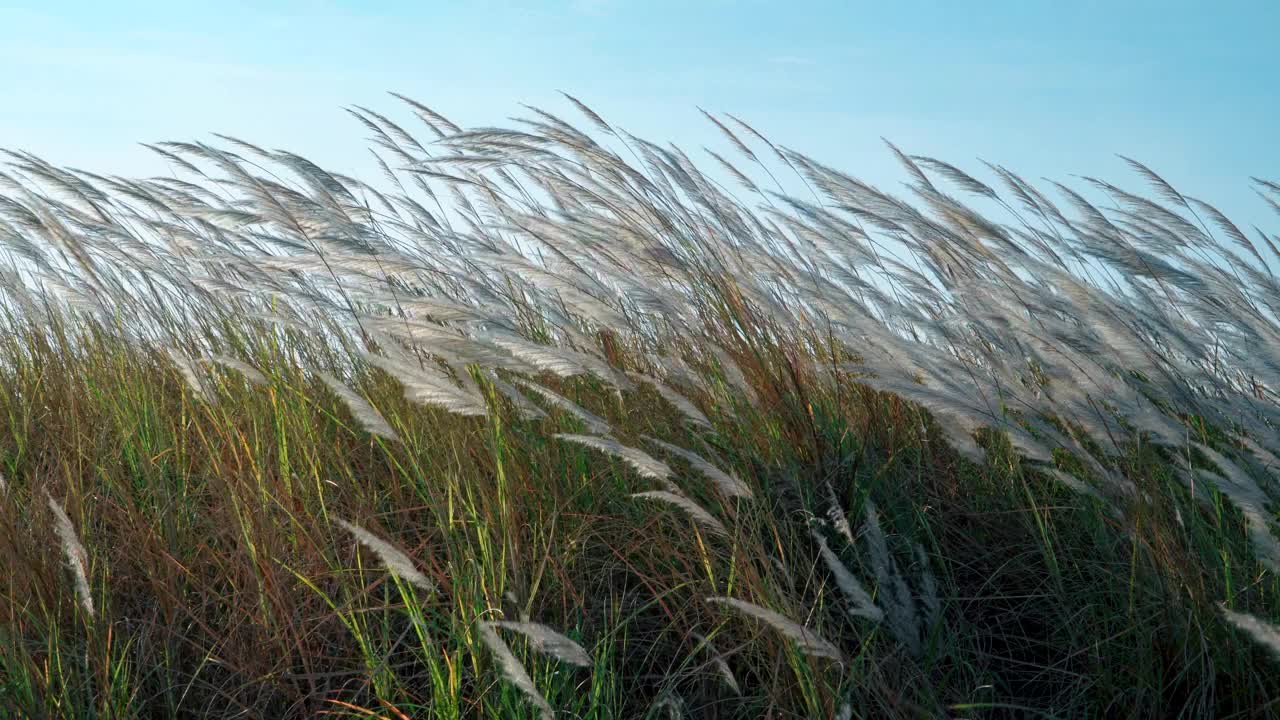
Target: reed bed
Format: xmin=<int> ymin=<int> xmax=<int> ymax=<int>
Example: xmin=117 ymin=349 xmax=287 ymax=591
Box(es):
xmin=0 ymin=94 xmax=1277 ymax=717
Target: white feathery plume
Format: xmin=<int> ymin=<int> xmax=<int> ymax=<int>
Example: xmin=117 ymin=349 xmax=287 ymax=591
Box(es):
xmin=363 ymin=352 xmax=488 ymax=418
xmin=441 ymin=355 xmax=485 ymax=397
xmin=653 ymin=693 xmax=688 ymax=719
xmin=315 ymin=371 xmax=400 ymax=441
xmin=653 ymin=352 xmax=708 ymax=393
xmin=824 ymin=484 xmax=857 ymax=546
xmin=629 ymin=373 xmax=712 ymax=428
xmin=512 ymin=378 xmax=611 ymax=434
xmin=554 ymin=433 xmax=672 ymax=481
xmin=494 ymin=332 xmax=635 ymax=393
xmin=691 ymin=631 xmax=740 ymax=694
xmin=364 ymin=319 xmax=529 ymax=374
xmin=643 ymin=436 xmax=753 ymax=499
xmin=394 ymin=296 xmax=506 ymax=325
xmin=335 ymin=518 xmax=435 ymax=592
xmin=810 ymin=528 xmax=883 ymax=622
xmin=46 ymin=491 xmax=94 ymax=618
xmin=631 ymin=491 xmax=727 ymax=536
xmin=914 ymin=542 xmax=942 ymax=626
xmin=477 ymin=622 xmax=554 ymax=720
xmin=484 ymin=371 xmax=548 ymax=421
xmin=708 ymin=345 xmax=758 ymax=405
xmin=166 ymin=347 xmax=212 ymax=402
xmin=1193 ymin=443 xmax=1280 ymax=573
xmin=705 ymin=597 xmax=842 ymax=661
xmin=1039 ymin=467 xmax=1108 ymax=504
xmin=489 ymin=621 xmax=592 ymax=667
xmin=205 ymin=353 xmax=268 ymax=386
xmin=862 ymin=501 xmax=923 ymax=657
xmin=1221 ymin=605 xmax=1280 ymax=660
xmin=486 ymin=332 xmax=589 ymax=378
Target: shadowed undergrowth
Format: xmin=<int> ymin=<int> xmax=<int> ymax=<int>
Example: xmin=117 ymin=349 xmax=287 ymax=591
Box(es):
xmin=0 ymin=96 xmax=1278 ymax=718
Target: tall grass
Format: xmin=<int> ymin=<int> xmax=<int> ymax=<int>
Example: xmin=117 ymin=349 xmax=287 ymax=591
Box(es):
xmin=0 ymin=94 xmax=1278 ymax=717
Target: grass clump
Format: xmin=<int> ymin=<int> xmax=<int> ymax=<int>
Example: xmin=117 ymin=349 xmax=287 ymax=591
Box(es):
xmin=0 ymin=95 xmax=1278 ymax=718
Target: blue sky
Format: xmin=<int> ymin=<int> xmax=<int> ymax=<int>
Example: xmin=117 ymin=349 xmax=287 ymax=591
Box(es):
xmin=1 ymin=1 xmax=1276 ymax=228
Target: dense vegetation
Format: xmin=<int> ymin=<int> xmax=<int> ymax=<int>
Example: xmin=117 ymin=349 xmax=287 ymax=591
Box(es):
xmin=1 ymin=95 xmax=1279 ymax=718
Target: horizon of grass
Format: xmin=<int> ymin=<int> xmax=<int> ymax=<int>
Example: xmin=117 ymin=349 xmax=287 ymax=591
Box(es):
xmin=0 ymin=94 xmax=1278 ymax=718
